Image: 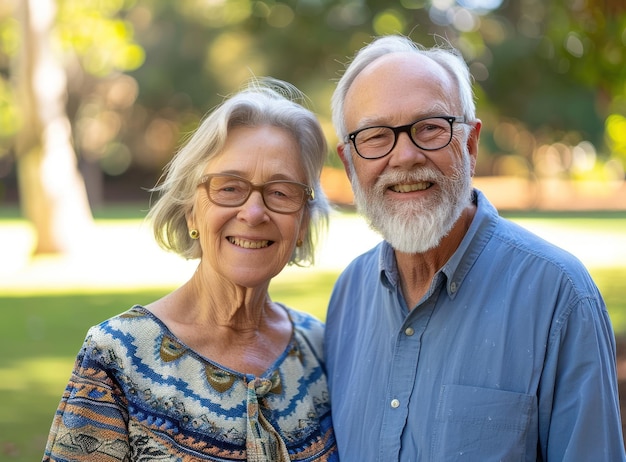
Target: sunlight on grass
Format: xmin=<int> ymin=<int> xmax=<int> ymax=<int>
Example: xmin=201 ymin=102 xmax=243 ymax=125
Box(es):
xmin=0 ymin=221 xmax=35 ymax=277
xmin=0 ymin=358 xmax=74 ymax=395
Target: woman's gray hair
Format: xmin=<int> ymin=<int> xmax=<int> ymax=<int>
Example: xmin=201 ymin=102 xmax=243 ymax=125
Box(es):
xmin=147 ymin=78 xmax=330 ymax=266
xmin=331 ymin=35 xmax=476 ymax=163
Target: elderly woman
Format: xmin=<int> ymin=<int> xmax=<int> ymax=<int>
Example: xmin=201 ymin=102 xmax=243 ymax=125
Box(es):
xmin=43 ymin=79 xmax=338 ymax=461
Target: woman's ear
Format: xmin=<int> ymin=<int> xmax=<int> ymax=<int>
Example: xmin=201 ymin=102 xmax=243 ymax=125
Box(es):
xmin=185 ymin=210 xmax=196 ymax=234
xmin=298 ymin=206 xmax=310 ymax=244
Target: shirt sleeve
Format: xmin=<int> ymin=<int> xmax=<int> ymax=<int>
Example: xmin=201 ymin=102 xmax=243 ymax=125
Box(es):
xmin=539 ymin=294 xmax=625 ymax=461
xmin=43 ymin=330 xmax=130 ymax=461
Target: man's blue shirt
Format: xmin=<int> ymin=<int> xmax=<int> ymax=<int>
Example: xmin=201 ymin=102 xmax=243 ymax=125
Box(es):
xmin=325 ymin=190 xmax=625 ymax=461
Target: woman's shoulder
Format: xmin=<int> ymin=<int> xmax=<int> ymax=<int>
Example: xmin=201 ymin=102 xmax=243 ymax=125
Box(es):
xmin=279 ymin=306 xmax=325 ymax=358
xmin=79 ymin=305 xmax=178 ymax=373
xmin=83 ymin=305 xmax=162 ymax=350
xmin=89 ymin=304 xmax=153 ymax=331
xmin=284 ymin=307 xmax=324 ymax=332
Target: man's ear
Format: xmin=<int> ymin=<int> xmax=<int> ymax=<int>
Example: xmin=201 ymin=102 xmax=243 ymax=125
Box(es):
xmin=467 ymin=119 xmax=482 ymax=176
xmin=337 ymin=143 xmax=352 ymax=182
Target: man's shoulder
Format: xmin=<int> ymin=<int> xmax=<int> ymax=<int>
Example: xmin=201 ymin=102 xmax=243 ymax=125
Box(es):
xmin=484 ymin=216 xmax=599 ymax=300
xmin=491 ymin=216 xmax=584 ymax=267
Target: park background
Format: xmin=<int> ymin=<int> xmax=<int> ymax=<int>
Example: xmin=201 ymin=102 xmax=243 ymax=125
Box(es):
xmin=1 ymin=0 xmax=625 ymax=459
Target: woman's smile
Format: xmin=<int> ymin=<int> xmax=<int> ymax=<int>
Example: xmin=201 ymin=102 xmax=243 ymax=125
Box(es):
xmin=227 ymin=236 xmax=272 ymax=249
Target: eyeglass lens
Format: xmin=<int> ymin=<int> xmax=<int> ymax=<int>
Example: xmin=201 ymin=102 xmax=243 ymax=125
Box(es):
xmin=354 ymin=117 xmax=454 ymax=158
xmin=206 ymin=175 xmax=308 ymax=213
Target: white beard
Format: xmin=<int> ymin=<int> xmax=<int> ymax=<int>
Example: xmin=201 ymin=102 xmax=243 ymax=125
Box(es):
xmin=351 ymin=154 xmax=473 ymax=254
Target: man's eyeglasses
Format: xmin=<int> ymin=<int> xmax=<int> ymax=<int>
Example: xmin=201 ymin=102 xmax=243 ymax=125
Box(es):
xmin=198 ymin=174 xmax=313 ymax=214
xmin=346 ymin=115 xmax=467 ymax=160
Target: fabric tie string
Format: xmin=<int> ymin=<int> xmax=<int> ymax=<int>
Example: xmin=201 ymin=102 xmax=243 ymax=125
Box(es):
xmin=245 ymin=377 xmax=290 ymax=462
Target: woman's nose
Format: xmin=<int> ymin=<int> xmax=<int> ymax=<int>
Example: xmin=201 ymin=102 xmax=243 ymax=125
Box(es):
xmin=237 ymin=191 xmax=269 ymax=224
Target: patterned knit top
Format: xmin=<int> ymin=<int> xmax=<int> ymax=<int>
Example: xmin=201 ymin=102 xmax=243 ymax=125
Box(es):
xmin=43 ymin=305 xmax=338 ymax=461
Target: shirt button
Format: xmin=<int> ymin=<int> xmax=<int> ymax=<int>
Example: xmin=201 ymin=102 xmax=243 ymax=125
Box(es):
xmin=390 ymin=399 xmax=400 ymax=408
xmin=404 ymin=327 xmax=415 ymax=336
xmin=450 ymin=282 xmax=458 ymax=293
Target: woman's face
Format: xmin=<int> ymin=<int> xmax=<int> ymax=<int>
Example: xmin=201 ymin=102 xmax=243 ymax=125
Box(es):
xmin=189 ymin=125 xmax=309 ymax=288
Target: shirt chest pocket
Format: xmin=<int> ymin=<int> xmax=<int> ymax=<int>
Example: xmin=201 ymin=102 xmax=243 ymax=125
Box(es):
xmin=431 ymin=384 xmax=535 ymax=461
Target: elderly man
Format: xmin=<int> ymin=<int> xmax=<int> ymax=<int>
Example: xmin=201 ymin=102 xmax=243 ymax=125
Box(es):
xmin=325 ymin=35 xmax=625 ymax=461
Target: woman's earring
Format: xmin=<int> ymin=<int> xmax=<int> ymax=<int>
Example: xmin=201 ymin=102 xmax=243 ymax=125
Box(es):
xmin=296 ymin=239 xmax=303 ymax=247
xmin=189 ymin=229 xmax=199 ymax=240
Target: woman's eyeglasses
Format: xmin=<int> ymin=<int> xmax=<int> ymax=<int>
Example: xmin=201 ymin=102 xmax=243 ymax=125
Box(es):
xmin=198 ymin=174 xmax=313 ymax=214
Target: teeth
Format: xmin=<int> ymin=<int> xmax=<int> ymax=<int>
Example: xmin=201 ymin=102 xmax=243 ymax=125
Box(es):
xmin=390 ymin=182 xmax=431 ymax=193
xmin=228 ymin=237 xmax=270 ymax=249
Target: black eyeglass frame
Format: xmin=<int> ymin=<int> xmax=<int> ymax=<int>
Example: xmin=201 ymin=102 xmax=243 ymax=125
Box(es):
xmin=198 ymin=173 xmax=314 ymax=214
xmin=345 ymin=115 xmax=467 ymax=160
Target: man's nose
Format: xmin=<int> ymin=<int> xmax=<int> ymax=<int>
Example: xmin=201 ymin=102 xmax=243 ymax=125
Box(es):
xmin=387 ymin=131 xmax=427 ymax=168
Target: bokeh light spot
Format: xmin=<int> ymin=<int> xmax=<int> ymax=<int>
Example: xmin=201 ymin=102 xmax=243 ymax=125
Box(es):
xmin=267 ymin=4 xmax=295 ymax=28
xmin=373 ymin=10 xmax=406 ymax=35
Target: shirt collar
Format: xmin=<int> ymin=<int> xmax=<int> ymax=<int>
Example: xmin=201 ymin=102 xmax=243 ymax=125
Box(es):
xmin=377 ymin=189 xmax=498 ymax=299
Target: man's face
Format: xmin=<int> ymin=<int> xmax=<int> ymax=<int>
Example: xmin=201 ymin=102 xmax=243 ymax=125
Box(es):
xmin=339 ymin=52 xmax=479 ymax=253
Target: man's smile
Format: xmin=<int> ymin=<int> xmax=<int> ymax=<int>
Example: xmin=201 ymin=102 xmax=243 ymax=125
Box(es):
xmin=389 ymin=181 xmax=433 ymax=193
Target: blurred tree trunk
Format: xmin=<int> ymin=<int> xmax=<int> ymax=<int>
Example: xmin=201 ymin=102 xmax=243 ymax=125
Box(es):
xmin=14 ymin=0 xmax=94 ymax=255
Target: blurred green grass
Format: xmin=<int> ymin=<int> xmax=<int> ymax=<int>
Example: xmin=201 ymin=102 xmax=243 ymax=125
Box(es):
xmin=1 ymin=208 xmax=625 ymax=460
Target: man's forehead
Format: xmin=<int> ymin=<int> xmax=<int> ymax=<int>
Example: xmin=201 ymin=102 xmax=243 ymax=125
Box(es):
xmin=354 ymin=51 xmax=451 ymax=86
xmin=344 ymin=52 xmax=457 ymax=126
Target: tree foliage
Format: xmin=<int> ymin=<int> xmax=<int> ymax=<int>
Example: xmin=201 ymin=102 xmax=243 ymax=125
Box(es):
xmin=0 ymin=0 xmax=624 ymax=214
